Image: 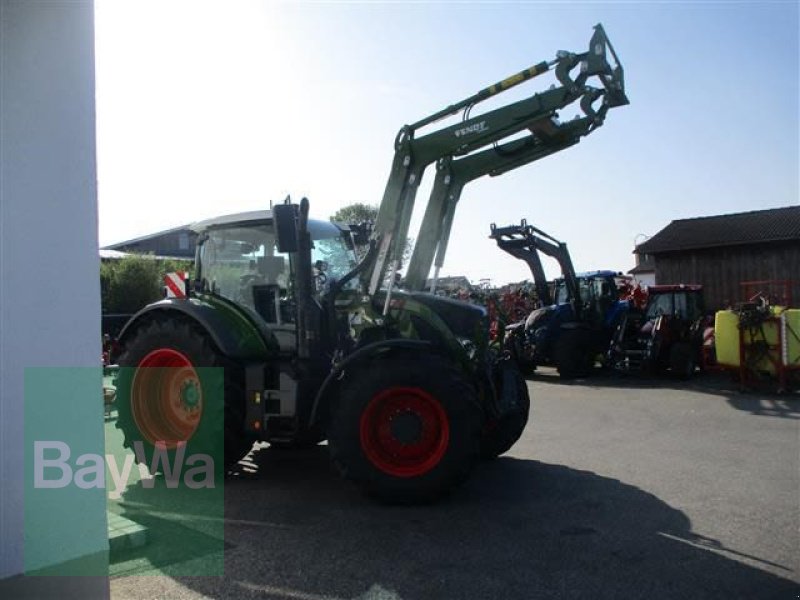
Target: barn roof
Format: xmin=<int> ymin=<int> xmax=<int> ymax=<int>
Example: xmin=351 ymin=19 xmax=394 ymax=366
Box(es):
xmin=102 ymin=224 xmax=191 ymax=250
xmin=636 ymin=206 xmax=800 ymax=254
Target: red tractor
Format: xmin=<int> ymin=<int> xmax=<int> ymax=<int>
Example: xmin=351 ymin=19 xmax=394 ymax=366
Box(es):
xmin=608 ymin=285 xmax=707 ymax=378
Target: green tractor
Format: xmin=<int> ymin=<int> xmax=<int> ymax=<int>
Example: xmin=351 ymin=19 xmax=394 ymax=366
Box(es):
xmin=113 ymin=25 xmax=628 ymax=502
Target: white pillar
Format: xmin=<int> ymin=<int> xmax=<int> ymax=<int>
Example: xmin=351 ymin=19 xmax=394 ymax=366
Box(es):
xmin=1 ymin=1 xmax=108 ymax=593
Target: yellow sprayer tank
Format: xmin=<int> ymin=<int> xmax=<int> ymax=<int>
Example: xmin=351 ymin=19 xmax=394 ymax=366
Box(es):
xmin=714 ymin=310 xmax=740 ymax=367
xmin=783 ymin=309 xmax=800 ymax=367
xmin=715 ymin=307 xmax=800 ymax=373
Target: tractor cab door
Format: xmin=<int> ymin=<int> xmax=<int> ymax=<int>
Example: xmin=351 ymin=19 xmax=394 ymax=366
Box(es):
xmin=199 ymin=223 xmax=298 ymax=352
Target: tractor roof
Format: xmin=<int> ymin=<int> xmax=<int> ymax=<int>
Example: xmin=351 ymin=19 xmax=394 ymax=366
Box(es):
xmin=555 ymin=270 xmax=620 ymax=280
xmin=190 ymin=210 xmax=347 ymax=238
xmin=190 ymin=210 xmax=272 ymax=232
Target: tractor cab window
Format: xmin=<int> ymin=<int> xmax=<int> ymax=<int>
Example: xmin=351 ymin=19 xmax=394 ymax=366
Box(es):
xmin=687 ymin=292 xmax=704 ymax=320
xmin=554 ymin=280 xmax=568 ymax=305
xmin=199 ymin=225 xmax=290 ymax=319
xmin=309 ymin=229 xmax=359 ymax=289
xmin=646 ymin=293 xmax=673 ymax=320
xmin=673 ymin=293 xmax=689 ymax=319
xmin=199 ymin=222 xmax=359 ymax=326
xmin=677 ymin=292 xmax=704 ymax=320
xmin=594 ymin=277 xmax=617 ymax=300
xmin=578 ymin=279 xmax=592 ymax=303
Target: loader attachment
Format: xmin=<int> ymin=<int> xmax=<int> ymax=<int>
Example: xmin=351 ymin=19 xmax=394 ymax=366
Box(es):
xmin=364 ymin=23 xmax=629 ymax=301
xmin=588 ymin=24 xmax=629 ymax=108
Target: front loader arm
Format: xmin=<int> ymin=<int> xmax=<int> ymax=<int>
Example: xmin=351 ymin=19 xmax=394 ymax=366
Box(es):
xmin=363 ymin=24 xmax=628 ymax=299
xmin=403 ymin=109 xmax=600 ymax=293
xmin=489 ymin=221 xmax=581 ymax=318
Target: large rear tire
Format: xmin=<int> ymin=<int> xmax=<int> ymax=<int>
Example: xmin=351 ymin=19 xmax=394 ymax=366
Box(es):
xmin=115 ymin=318 xmax=253 ymax=476
xmin=329 ymin=355 xmax=482 ymax=503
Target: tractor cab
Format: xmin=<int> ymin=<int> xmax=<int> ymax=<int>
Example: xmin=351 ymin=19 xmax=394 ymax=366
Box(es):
xmin=191 ymin=210 xmax=358 ymax=349
xmin=552 ymin=270 xmax=627 ymax=328
xmin=642 ymin=285 xmax=705 ymax=323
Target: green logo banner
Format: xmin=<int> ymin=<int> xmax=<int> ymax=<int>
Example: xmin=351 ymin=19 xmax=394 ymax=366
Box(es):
xmin=25 ymin=366 xmax=225 ymax=577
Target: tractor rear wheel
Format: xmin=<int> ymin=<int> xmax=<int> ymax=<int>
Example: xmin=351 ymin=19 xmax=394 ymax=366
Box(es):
xmin=481 ymin=360 xmax=530 ymax=459
xmin=115 ymin=318 xmax=253 ymax=476
xmin=555 ymin=329 xmax=594 ymax=379
xmin=329 ymin=355 xmax=482 ymax=503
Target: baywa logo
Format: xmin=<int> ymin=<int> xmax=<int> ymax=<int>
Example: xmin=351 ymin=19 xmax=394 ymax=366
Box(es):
xmin=33 ymin=441 xmax=215 ymax=499
xmin=454 ymin=121 xmax=488 ymax=138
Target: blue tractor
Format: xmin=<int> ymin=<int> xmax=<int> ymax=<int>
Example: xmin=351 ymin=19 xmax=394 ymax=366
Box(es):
xmin=490 ymin=221 xmax=629 ymax=378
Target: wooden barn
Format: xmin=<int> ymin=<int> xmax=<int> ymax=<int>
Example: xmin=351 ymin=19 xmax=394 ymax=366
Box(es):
xmin=635 ymin=206 xmax=800 ymax=311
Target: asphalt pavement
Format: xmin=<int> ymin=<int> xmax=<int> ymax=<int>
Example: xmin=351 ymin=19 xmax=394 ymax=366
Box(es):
xmin=109 ymin=370 xmax=799 ymax=600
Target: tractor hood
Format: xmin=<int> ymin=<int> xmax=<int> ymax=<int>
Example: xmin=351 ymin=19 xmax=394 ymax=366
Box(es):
xmin=525 ymin=305 xmax=558 ymax=330
xmin=409 ymin=292 xmax=488 ymax=341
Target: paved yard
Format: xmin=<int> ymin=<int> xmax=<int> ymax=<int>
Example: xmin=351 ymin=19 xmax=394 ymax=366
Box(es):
xmin=110 ymin=371 xmax=799 ymax=599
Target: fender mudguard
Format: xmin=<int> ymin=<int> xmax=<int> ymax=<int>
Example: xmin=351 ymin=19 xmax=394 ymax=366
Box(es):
xmin=116 ymin=297 xmax=277 ymax=361
xmin=309 ymin=339 xmax=433 ymax=425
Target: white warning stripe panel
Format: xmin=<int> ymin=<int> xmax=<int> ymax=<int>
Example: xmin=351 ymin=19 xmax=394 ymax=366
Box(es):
xmin=164 ymin=271 xmax=186 ymax=298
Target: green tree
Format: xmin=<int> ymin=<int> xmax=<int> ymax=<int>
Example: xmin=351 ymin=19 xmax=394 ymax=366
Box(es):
xmin=100 ymin=254 xmax=193 ymax=314
xmin=106 ymin=255 xmax=162 ymax=313
xmin=330 ymin=202 xmax=377 ymax=224
xmin=329 ymin=203 xmax=413 ymax=266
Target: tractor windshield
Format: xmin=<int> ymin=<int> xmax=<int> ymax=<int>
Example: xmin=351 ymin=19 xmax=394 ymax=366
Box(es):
xmin=645 ymin=291 xmax=704 ymax=321
xmin=198 ymin=221 xmax=357 ymax=314
xmin=553 ymin=276 xmax=615 ymax=305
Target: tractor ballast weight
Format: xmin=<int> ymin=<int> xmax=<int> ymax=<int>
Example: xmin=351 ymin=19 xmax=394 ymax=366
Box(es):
xmin=112 ymin=25 xmax=627 ymax=503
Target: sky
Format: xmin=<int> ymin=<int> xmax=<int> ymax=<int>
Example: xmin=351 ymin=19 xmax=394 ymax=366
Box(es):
xmin=94 ymin=1 xmax=799 ymax=285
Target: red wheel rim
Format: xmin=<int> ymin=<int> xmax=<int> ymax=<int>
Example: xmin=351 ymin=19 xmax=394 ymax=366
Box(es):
xmin=359 ymin=387 xmax=449 ymax=478
xmin=131 ymin=348 xmax=203 ymax=449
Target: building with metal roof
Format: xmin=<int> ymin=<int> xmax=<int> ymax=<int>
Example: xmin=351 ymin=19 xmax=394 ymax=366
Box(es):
xmin=634 ymin=206 xmax=800 ymax=310
xmin=102 ymin=224 xmax=197 ymax=259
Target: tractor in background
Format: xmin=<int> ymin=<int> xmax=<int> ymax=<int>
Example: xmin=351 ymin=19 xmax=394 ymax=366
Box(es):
xmin=607 ymin=284 xmax=707 ymax=378
xmin=490 ymin=221 xmax=629 ymax=378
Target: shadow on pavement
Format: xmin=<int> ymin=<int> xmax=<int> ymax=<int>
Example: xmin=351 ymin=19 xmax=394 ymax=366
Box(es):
xmin=116 ymin=445 xmax=798 ymax=599
xmin=532 ymin=368 xmax=800 ymax=420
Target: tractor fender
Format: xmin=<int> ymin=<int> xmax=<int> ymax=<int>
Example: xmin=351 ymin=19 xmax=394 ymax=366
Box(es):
xmin=309 ymin=339 xmax=433 ymax=426
xmin=116 ymin=298 xmax=275 ymax=361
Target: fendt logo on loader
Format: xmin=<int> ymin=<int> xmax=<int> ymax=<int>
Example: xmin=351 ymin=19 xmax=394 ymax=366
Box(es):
xmin=454 ymin=121 xmax=488 ymax=138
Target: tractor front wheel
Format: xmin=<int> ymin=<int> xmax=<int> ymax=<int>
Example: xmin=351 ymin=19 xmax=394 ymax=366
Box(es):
xmin=329 ymin=355 xmax=482 ymax=503
xmin=481 ymin=360 xmax=530 ymax=459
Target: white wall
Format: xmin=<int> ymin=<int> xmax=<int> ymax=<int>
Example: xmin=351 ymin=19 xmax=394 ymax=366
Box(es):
xmin=1 ymin=0 xmax=106 ymax=579
xmin=634 ymin=273 xmax=656 ymax=288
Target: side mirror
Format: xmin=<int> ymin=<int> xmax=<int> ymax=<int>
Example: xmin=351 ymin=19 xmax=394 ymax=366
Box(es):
xmin=273 ymin=203 xmax=299 ymax=253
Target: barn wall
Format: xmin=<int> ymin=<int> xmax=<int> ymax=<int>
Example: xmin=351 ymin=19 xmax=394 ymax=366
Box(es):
xmin=654 ymin=241 xmax=800 ymax=311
